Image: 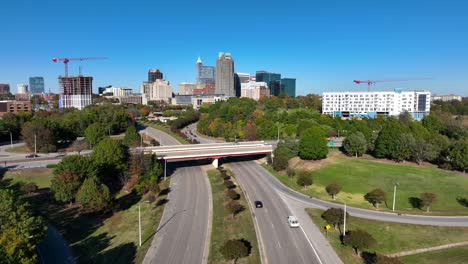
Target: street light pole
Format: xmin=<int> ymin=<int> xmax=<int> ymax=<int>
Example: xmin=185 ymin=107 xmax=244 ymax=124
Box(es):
xmin=343 ymin=202 xmax=347 ymax=237
xmin=9 ymin=130 xmax=13 ymax=149
xmin=164 ymin=159 xmax=167 ymax=181
xmin=34 ymin=133 xmax=37 ymax=155
xmin=138 ymin=204 xmax=142 ymax=247
xmin=392 ymin=182 xmax=399 ymax=212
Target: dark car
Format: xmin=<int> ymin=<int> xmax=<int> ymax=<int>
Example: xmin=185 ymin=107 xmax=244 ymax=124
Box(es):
xmin=25 ymin=154 xmax=39 ymax=158
xmin=254 ymin=201 xmax=263 ymax=208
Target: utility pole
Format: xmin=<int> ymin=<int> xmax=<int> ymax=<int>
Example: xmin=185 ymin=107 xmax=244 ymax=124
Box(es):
xmin=138 ymin=204 xmax=142 ymax=246
xmin=164 ymin=159 xmax=167 ymax=181
xmin=9 ymin=130 xmax=13 ymax=149
xmin=343 ymin=202 xmax=347 ymax=237
xmin=392 ymin=182 xmax=399 ymax=212
xmin=277 ymin=126 xmax=280 ymax=143
xmin=34 ymin=133 xmax=37 ymax=155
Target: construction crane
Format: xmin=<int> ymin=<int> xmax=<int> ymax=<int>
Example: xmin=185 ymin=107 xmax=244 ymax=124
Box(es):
xmin=353 ymin=78 xmax=432 ymax=92
xmin=52 ymin=57 xmax=107 ymax=107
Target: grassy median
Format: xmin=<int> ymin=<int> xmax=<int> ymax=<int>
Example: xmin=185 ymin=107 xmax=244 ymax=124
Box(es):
xmin=306 ymin=208 xmax=468 ymax=264
xmin=266 ymin=154 xmax=468 ymax=215
xmin=207 ymin=169 xmax=260 ymax=264
xmin=400 ymin=246 xmax=468 ymax=264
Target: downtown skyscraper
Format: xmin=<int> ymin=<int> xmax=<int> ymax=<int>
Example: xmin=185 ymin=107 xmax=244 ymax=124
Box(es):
xmin=215 ymin=52 xmax=235 ymax=97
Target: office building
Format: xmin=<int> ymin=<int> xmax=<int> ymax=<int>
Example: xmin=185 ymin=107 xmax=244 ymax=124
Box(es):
xmin=58 ymin=76 xmax=93 ymax=110
xmin=99 ymin=86 xmax=133 ymax=97
xmin=256 ymin=71 xmax=281 ymax=96
xmin=173 ymin=94 xmax=228 ymax=109
xmin=148 ymin=69 xmax=163 ymax=82
xmin=140 ymin=79 xmax=173 ymax=103
xmin=0 ymin=100 xmax=31 ymax=116
xmin=0 ymin=84 xmax=11 ymax=95
xmin=196 ymin=57 xmax=216 ymax=85
xmin=29 ymin=77 xmax=45 ymax=93
xmin=234 ymin=73 xmax=250 ymax=98
xmin=241 ymin=81 xmax=270 ymax=101
xmin=322 ymin=89 xmax=431 ymax=120
xmin=17 ymin=84 xmax=28 ymax=94
xmin=432 ymin=94 xmax=462 ymax=102
xmin=280 ymin=78 xmax=296 ymax=97
xmin=178 ymin=82 xmax=197 ymax=95
xmin=215 ymin=52 xmax=235 ymax=97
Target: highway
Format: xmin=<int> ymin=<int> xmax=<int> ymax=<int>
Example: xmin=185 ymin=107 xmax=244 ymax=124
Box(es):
xmin=142 ymin=126 xmax=211 ymax=264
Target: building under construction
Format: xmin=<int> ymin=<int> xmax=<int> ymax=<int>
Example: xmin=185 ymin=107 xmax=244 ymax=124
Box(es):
xmin=58 ymin=76 xmax=93 ymax=110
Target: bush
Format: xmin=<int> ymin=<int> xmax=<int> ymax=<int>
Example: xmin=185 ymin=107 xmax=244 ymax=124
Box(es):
xmin=20 ymin=182 xmax=38 ymax=195
xmin=364 ymin=188 xmax=387 ymax=208
xmin=226 ymin=189 xmax=240 ymax=200
xmin=296 ymin=171 xmax=313 ymax=189
xmin=46 ymin=164 xmax=57 ymax=169
xmin=219 ymin=239 xmax=250 ymax=262
xmin=224 ymin=180 xmax=235 ymax=189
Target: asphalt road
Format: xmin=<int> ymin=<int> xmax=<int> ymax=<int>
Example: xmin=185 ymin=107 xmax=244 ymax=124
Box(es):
xmin=142 ymin=126 xmax=211 ymax=264
xmin=230 ymin=161 xmax=328 ymax=264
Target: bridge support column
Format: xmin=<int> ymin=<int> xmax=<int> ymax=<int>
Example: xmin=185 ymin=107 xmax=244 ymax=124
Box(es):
xmin=212 ymin=158 xmax=219 ymax=168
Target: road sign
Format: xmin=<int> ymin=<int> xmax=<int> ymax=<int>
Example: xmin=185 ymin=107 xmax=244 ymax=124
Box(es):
xmin=325 ymin=224 xmax=331 ymax=230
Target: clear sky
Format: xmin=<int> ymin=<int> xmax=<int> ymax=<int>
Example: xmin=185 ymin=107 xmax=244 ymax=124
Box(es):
xmin=1 ymin=0 xmax=468 ymax=96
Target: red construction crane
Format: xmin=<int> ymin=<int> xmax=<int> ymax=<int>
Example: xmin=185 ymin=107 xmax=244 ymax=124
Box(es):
xmin=52 ymin=57 xmax=107 ymax=108
xmin=353 ymin=78 xmax=432 ymax=92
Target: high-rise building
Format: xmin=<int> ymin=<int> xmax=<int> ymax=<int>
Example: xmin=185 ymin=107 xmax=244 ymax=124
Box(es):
xmin=196 ymin=57 xmax=216 ymax=85
xmin=0 ymin=84 xmax=11 ymax=95
xmin=178 ymin=82 xmax=197 ymax=95
xmin=280 ymin=78 xmax=296 ymax=97
xmin=234 ymin=73 xmax=250 ymax=98
xmin=241 ymin=81 xmax=270 ymax=101
xmin=256 ymin=71 xmax=281 ymax=96
xmin=215 ymin=52 xmax=235 ymax=97
xmin=58 ymin=76 xmax=93 ymax=110
xmin=148 ymin=69 xmax=163 ymax=82
xmin=17 ymin=84 xmax=28 ymax=94
xmin=322 ymin=89 xmax=431 ymax=120
xmin=140 ymin=79 xmax=173 ymax=103
xmin=29 ymin=77 xmax=45 ymax=93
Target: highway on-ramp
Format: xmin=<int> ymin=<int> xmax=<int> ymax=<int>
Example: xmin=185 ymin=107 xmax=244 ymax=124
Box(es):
xmin=142 ymin=126 xmax=212 ymax=264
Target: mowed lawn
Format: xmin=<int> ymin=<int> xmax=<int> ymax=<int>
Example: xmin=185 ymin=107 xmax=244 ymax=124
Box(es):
xmin=4 ymin=168 xmax=54 ymax=188
xmin=307 ymin=208 xmax=468 ymax=264
xmin=401 ymin=246 xmax=468 ymax=264
xmin=207 ymin=169 xmax=260 ymax=264
xmin=271 ymin=155 xmax=468 ymax=215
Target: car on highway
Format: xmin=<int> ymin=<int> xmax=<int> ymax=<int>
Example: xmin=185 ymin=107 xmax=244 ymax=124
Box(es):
xmin=254 ymin=201 xmax=263 ymax=208
xmin=25 ymin=154 xmax=39 ymax=158
xmin=287 ymin=216 xmax=300 ymax=228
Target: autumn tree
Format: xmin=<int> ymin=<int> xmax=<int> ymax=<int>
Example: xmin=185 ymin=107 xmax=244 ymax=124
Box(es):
xmin=344 ymin=229 xmax=376 ymax=256
xmin=298 ymin=126 xmax=328 ymax=160
xmin=243 ymin=120 xmax=258 ymax=141
xmin=76 ymin=177 xmax=111 ymax=213
xmin=420 ymin=193 xmax=437 ymax=212
xmin=321 ymin=208 xmax=348 ymax=231
xmin=226 ymin=200 xmax=245 ymax=218
xmin=21 ymin=121 xmax=56 ymax=153
xmin=226 ymin=189 xmax=240 ymax=200
xmin=51 ymin=171 xmax=83 ymax=204
xmin=71 ymin=139 xmax=89 ymax=155
xmin=364 ymin=188 xmax=387 ymax=208
xmin=220 ymin=239 xmax=249 ymax=264
xmin=325 ymin=183 xmax=342 ymax=200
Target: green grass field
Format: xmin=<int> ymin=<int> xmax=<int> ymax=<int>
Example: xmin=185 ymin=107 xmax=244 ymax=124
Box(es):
xmin=3 ymin=168 xmax=169 ymax=263
xmin=5 ymin=144 xmax=32 ymax=153
xmin=207 ymin=169 xmax=260 ymax=264
xmin=139 ymin=121 xmax=190 ymax=144
xmin=267 ymin=155 xmax=468 ymax=215
xmin=306 ymin=208 xmax=468 ymax=264
xmin=4 ymin=168 xmax=54 ymax=188
xmin=401 ymin=246 xmax=468 ymax=264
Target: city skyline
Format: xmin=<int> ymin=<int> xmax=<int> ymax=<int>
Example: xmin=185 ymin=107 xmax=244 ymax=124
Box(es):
xmin=1 ymin=0 xmax=468 ymax=96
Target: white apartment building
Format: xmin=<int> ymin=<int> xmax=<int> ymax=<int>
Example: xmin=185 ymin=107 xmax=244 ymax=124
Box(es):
xmin=101 ymin=86 xmax=132 ymax=97
xmin=322 ymin=89 xmax=431 ymax=120
xmin=178 ymin=82 xmax=197 ymax=95
xmin=173 ymin=94 xmax=228 ymax=109
xmin=140 ymin=79 xmax=173 ymax=103
xmin=241 ymin=81 xmax=270 ymax=101
xmin=432 ymin=94 xmax=462 ymax=102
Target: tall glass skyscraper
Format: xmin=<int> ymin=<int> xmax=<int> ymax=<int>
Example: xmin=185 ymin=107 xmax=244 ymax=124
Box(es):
xmin=256 ymin=71 xmax=281 ymax=96
xmin=280 ymin=78 xmax=296 ymax=97
xmin=29 ymin=77 xmax=45 ymax=93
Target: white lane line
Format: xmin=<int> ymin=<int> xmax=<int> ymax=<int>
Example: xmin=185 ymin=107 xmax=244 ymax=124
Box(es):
xmin=277 ymin=241 xmax=282 ymax=248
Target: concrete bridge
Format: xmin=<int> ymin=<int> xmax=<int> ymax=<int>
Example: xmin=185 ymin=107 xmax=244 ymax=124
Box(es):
xmin=138 ymin=141 xmax=273 ymax=170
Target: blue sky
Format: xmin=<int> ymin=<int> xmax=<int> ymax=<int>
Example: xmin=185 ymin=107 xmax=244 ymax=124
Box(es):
xmin=1 ymin=0 xmax=467 ymax=96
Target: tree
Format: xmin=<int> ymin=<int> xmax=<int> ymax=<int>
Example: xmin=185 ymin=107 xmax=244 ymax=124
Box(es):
xmin=76 ymin=177 xmax=111 ymax=213
xmin=272 ymin=146 xmax=291 ymax=171
xmin=420 ymin=193 xmax=437 ymax=212
xmin=243 ymin=120 xmax=258 ymax=141
xmin=374 ymin=120 xmax=402 ymax=158
xmin=298 ymin=126 xmax=328 ymax=160
xmin=71 ymin=139 xmax=88 ymax=155
xmin=53 ymin=155 xmax=98 ymax=179
xmin=412 ymin=139 xmax=437 ymax=165
xmin=21 ymin=121 xmax=56 ymax=153
xmin=0 ymin=189 xmax=47 ymax=264
xmin=226 ymin=200 xmax=245 ymax=218
xmin=123 ymin=125 xmax=141 ymax=147
xmin=343 ymin=229 xmax=376 ymax=256
xmin=446 ymin=139 xmax=468 ymax=172
xmin=422 ymin=115 xmax=442 ymax=133
xmin=51 ymin=171 xmax=83 ymax=204
xmin=325 ymin=183 xmax=342 ymax=200
xmin=286 ymin=167 xmax=295 ymax=179
xmin=343 ymin=131 xmax=368 ymax=157
xmin=92 ymin=138 xmax=129 ymax=189
xmin=321 ymin=208 xmax=348 ymax=231
xmin=391 ymin=133 xmax=415 ymax=162
xmin=226 ymin=189 xmax=240 ymax=200
xmin=364 ymin=188 xmax=387 ymax=208
xmin=296 ymin=170 xmax=313 ymax=190
xmin=20 ymin=182 xmax=38 ymax=195
xmin=220 ymin=239 xmax=249 ymax=264
xmin=84 ymin=122 xmax=107 ymax=147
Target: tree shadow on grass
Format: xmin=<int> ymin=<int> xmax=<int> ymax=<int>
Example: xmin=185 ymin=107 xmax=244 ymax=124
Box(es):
xmin=115 ymin=191 xmax=142 ymax=211
xmin=240 ymin=238 xmax=252 ymax=256
xmin=456 ymin=197 xmax=468 ymax=207
xmin=362 ymin=251 xmax=377 ymax=264
xmin=96 ymin=242 xmax=137 ymax=264
xmin=158 ymin=187 xmax=171 ymax=196
xmin=156 ymin=198 xmax=169 ymax=207
xmin=408 ymin=197 xmax=422 ymax=209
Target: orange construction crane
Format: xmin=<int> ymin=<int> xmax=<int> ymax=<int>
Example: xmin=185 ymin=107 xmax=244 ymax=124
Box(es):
xmin=353 ymin=78 xmax=432 ymax=92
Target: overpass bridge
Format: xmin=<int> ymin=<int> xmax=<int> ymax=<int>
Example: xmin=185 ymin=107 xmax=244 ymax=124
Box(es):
xmin=137 ymin=141 xmax=273 ymax=175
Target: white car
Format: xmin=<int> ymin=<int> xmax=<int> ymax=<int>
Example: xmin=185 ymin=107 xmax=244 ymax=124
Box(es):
xmin=287 ymin=216 xmax=300 ymax=228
